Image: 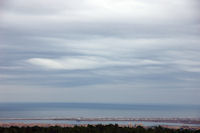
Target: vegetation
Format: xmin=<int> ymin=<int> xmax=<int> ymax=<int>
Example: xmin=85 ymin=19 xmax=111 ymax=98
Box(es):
xmin=0 ymin=124 xmax=199 ymax=133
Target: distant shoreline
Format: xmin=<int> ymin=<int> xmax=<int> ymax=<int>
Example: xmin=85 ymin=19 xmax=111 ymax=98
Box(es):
xmin=1 ymin=117 xmax=200 ymax=124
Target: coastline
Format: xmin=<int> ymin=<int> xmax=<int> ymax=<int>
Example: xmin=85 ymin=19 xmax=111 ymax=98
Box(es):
xmin=0 ymin=117 xmax=200 ymax=124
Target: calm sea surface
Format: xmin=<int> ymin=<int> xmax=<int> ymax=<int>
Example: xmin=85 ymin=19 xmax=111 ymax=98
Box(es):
xmin=0 ymin=103 xmax=200 ymax=126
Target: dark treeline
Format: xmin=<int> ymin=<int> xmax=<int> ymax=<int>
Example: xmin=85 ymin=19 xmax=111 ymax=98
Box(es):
xmin=0 ymin=124 xmax=200 ymax=133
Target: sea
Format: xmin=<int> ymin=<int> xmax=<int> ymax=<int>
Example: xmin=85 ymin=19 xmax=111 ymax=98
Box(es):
xmin=0 ymin=103 xmax=200 ymax=126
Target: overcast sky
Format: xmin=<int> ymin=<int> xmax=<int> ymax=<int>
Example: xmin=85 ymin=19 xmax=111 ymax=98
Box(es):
xmin=0 ymin=0 xmax=200 ymax=104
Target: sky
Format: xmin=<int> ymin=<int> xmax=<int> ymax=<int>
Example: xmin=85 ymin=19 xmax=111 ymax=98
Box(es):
xmin=0 ymin=0 xmax=200 ymax=104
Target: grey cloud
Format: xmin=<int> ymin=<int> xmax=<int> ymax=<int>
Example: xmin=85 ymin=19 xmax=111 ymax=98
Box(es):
xmin=0 ymin=0 xmax=200 ymax=104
